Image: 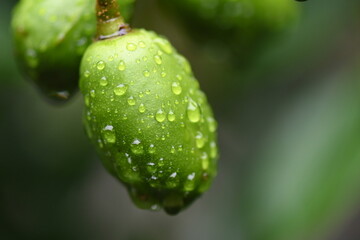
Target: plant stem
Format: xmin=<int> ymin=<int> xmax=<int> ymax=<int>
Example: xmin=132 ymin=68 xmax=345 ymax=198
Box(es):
xmin=96 ymin=0 xmax=130 ymax=40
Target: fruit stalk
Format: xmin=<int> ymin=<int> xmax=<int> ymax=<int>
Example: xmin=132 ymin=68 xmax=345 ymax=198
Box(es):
xmin=96 ymin=0 xmax=129 ymax=40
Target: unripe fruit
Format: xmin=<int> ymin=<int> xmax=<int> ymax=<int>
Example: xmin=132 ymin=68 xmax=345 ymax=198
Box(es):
xmin=160 ymin=0 xmax=300 ymax=59
xmin=80 ymin=29 xmax=218 ymax=215
xmin=11 ymin=0 xmax=134 ymax=103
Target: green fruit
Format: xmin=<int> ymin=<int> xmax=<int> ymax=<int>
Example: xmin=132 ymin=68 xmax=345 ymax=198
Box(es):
xmin=160 ymin=0 xmax=300 ymax=59
xmin=11 ymin=0 xmax=134 ymax=103
xmin=80 ymin=29 xmax=218 ymax=215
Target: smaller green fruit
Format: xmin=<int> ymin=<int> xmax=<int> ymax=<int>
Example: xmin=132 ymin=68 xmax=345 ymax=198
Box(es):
xmin=11 ymin=0 xmax=134 ymax=103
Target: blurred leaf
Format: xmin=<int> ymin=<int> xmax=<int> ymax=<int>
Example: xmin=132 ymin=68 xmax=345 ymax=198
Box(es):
xmin=240 ymin=64 xmax=360 ymax=240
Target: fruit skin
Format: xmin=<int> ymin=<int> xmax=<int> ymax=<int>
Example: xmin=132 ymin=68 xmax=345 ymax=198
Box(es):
xmin=11 ymin=0 xmax=134 ymax=103
xmin=160 ymin=0 xmax=300 ymax=61
xmin=80 ymin=29 xmax=218 ymax=214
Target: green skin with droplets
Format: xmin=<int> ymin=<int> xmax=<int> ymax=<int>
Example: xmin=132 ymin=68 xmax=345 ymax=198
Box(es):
xmin=11 ymin=0 xmax=134 ymax=103
xmin=80 ymin=29 xmax=218 ymax=215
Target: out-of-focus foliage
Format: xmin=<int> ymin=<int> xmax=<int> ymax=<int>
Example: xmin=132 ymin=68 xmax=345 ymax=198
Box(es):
xmin=1 ymin=0 xmax=360 ymax=239
xmin=11 ymin=0 xmax=134 ymax=103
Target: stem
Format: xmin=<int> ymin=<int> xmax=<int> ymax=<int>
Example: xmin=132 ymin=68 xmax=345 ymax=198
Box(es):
xmin=96 ymin=0 xmax=130 ymax=40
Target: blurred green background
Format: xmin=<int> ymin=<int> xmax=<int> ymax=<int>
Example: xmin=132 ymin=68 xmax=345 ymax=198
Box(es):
xmin=1 ymin=0 xmax=360 ymax=239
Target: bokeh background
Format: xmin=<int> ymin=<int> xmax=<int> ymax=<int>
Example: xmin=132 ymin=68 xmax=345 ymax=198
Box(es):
xmin=1 ymin=0 xmax=360 ymax=239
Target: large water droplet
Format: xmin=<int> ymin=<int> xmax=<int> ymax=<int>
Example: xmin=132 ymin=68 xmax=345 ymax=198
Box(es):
xmin=155 ymin=109 xmax=166 ymax=122
xmin=127 ymin=43 xmax=137 ymax=51
xmin=171 ymin=82 xmax=182 ymax=95
xmin=131 ymin=139 xmax=144 ymax=154
xmin=187 ymin=99 xmax=201 ymax=123
xmin=97 ymin=61 xmax=105 ymax=70
xmin=102 ymin=125 xmax=116 ymax=143
xmin=114 ymin=84 xmax=128 ymax=96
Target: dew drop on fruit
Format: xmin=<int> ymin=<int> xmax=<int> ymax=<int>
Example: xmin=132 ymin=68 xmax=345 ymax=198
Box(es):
xmin=195 ymin=131 xmax=205 ymax=148
xmin=97 ymin=61 xmax=105 ymax=70
xmin=207 ymin=117 xmax=217 ymax=132
xmin=100 ymin=76 xmax=108 ymax=86
xmin=138 ymin=103 xmax=146 ymax=113
xmin=154 ymin=38 xmax=173 ymax=54
xmin=84 ymin=70 xmax=90 ymax=78
xmin=201 ymin=152 xmax=209 ymax=170
xmin=118 ymin=60 xmax=126 ymax=71
xmin=139 ymin=41 xmax=146 ymax=48
xmin=143 ymin=70 xmax=150 ymax=77
xmin=148 ymin=144 xmax=156 ymax=154
xmin=114 ymin=84 xmax=128 ymax=96
xmin=90 ymin=90 xmax=96 ymax=98
xmin=127 ymin=96 xmax=136 ymax=106
xmin=171 ymin=82 xmax=182 ymax=95
xmin=131 ymin=139 xmax=144 ymax=154
xmin=102 ymin=125 xmax=116 ymax=144
xmin=167 ymin=110 xmax=176 ymax=122
xmin=154 ymin=55 xmax=162 ymax=65
xmin=155 ymin=109 xmax=166 ymax=122
xmin=127 ymin=43 xmax=137 ymax=51
xmin=210 ymin=141 xmax=218 ymax=158
xmin=187 ymin=99 xmax=201 ymax=123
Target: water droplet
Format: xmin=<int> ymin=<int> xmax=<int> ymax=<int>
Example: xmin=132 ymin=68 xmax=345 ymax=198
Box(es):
xmin=201 ymin=152 xmax=209 ymax=170
xmin=195 ymin=132 xmax=205 ymax=148
xmin=148 ymin=144 xmax=156 ymax=154
xmin=154 ymin=38 xmax=173 ymax=54
xmin=143 ymin=70 xmax=150 ymax=77
xmin=102 ymin=125 xmax=116 ymax=143
xmin=210 ymin=141 xmax=218 ymax=158
xmin=155 ymin=109 xmax=166 ymax=123
xmin=154 ymin=55 xmax=162 ymax=65
xmin=97 ymin=61 xmax=105 ymax=70
xmin=171 ymin=82 xmax=182 ymax=95
xmin=114 ymin=84 xmax=128 ymax=96
xmin=118 ymin=60 xmax=126 ymax=71
xmin=127 ymin=96 xmax=136 ymax=106
xmin=131 ymin=139 xmax=144 ymax=154
xmin=138 ymin=104 xmax=146 ymax=113
xmin=100 ymin=76 xmax=108 ymax=86
xmin=184 ymin=173 xmax=196 ymax=191
xmin=170 ymin=172 xmax=177 ymax=178
xmin=90 ymin=90 xmax=96 ymax=98
xmin=170 ymin=146 xmax=176 ymax=154
xmin=158 ymin=158 xmax=164 ymax=167
xmin=127 ymin=43 xmax=137 ymax=51
xmin=139 ymin=41 xmax=146 ymax=48
xmin=84 ymin=70 xmax=90 ymax=78
xmin=207 ymin=117 xmax=217 ymax=132
xmin=176 ymin=74 xmax=183 ymax=81
xmin=167 ymin=110 xmax=176 ymax=122
xmin=187 ymin=99 xmax=201 ymax=123
xmin=85 ymin=95 xmax=90 ymax=106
